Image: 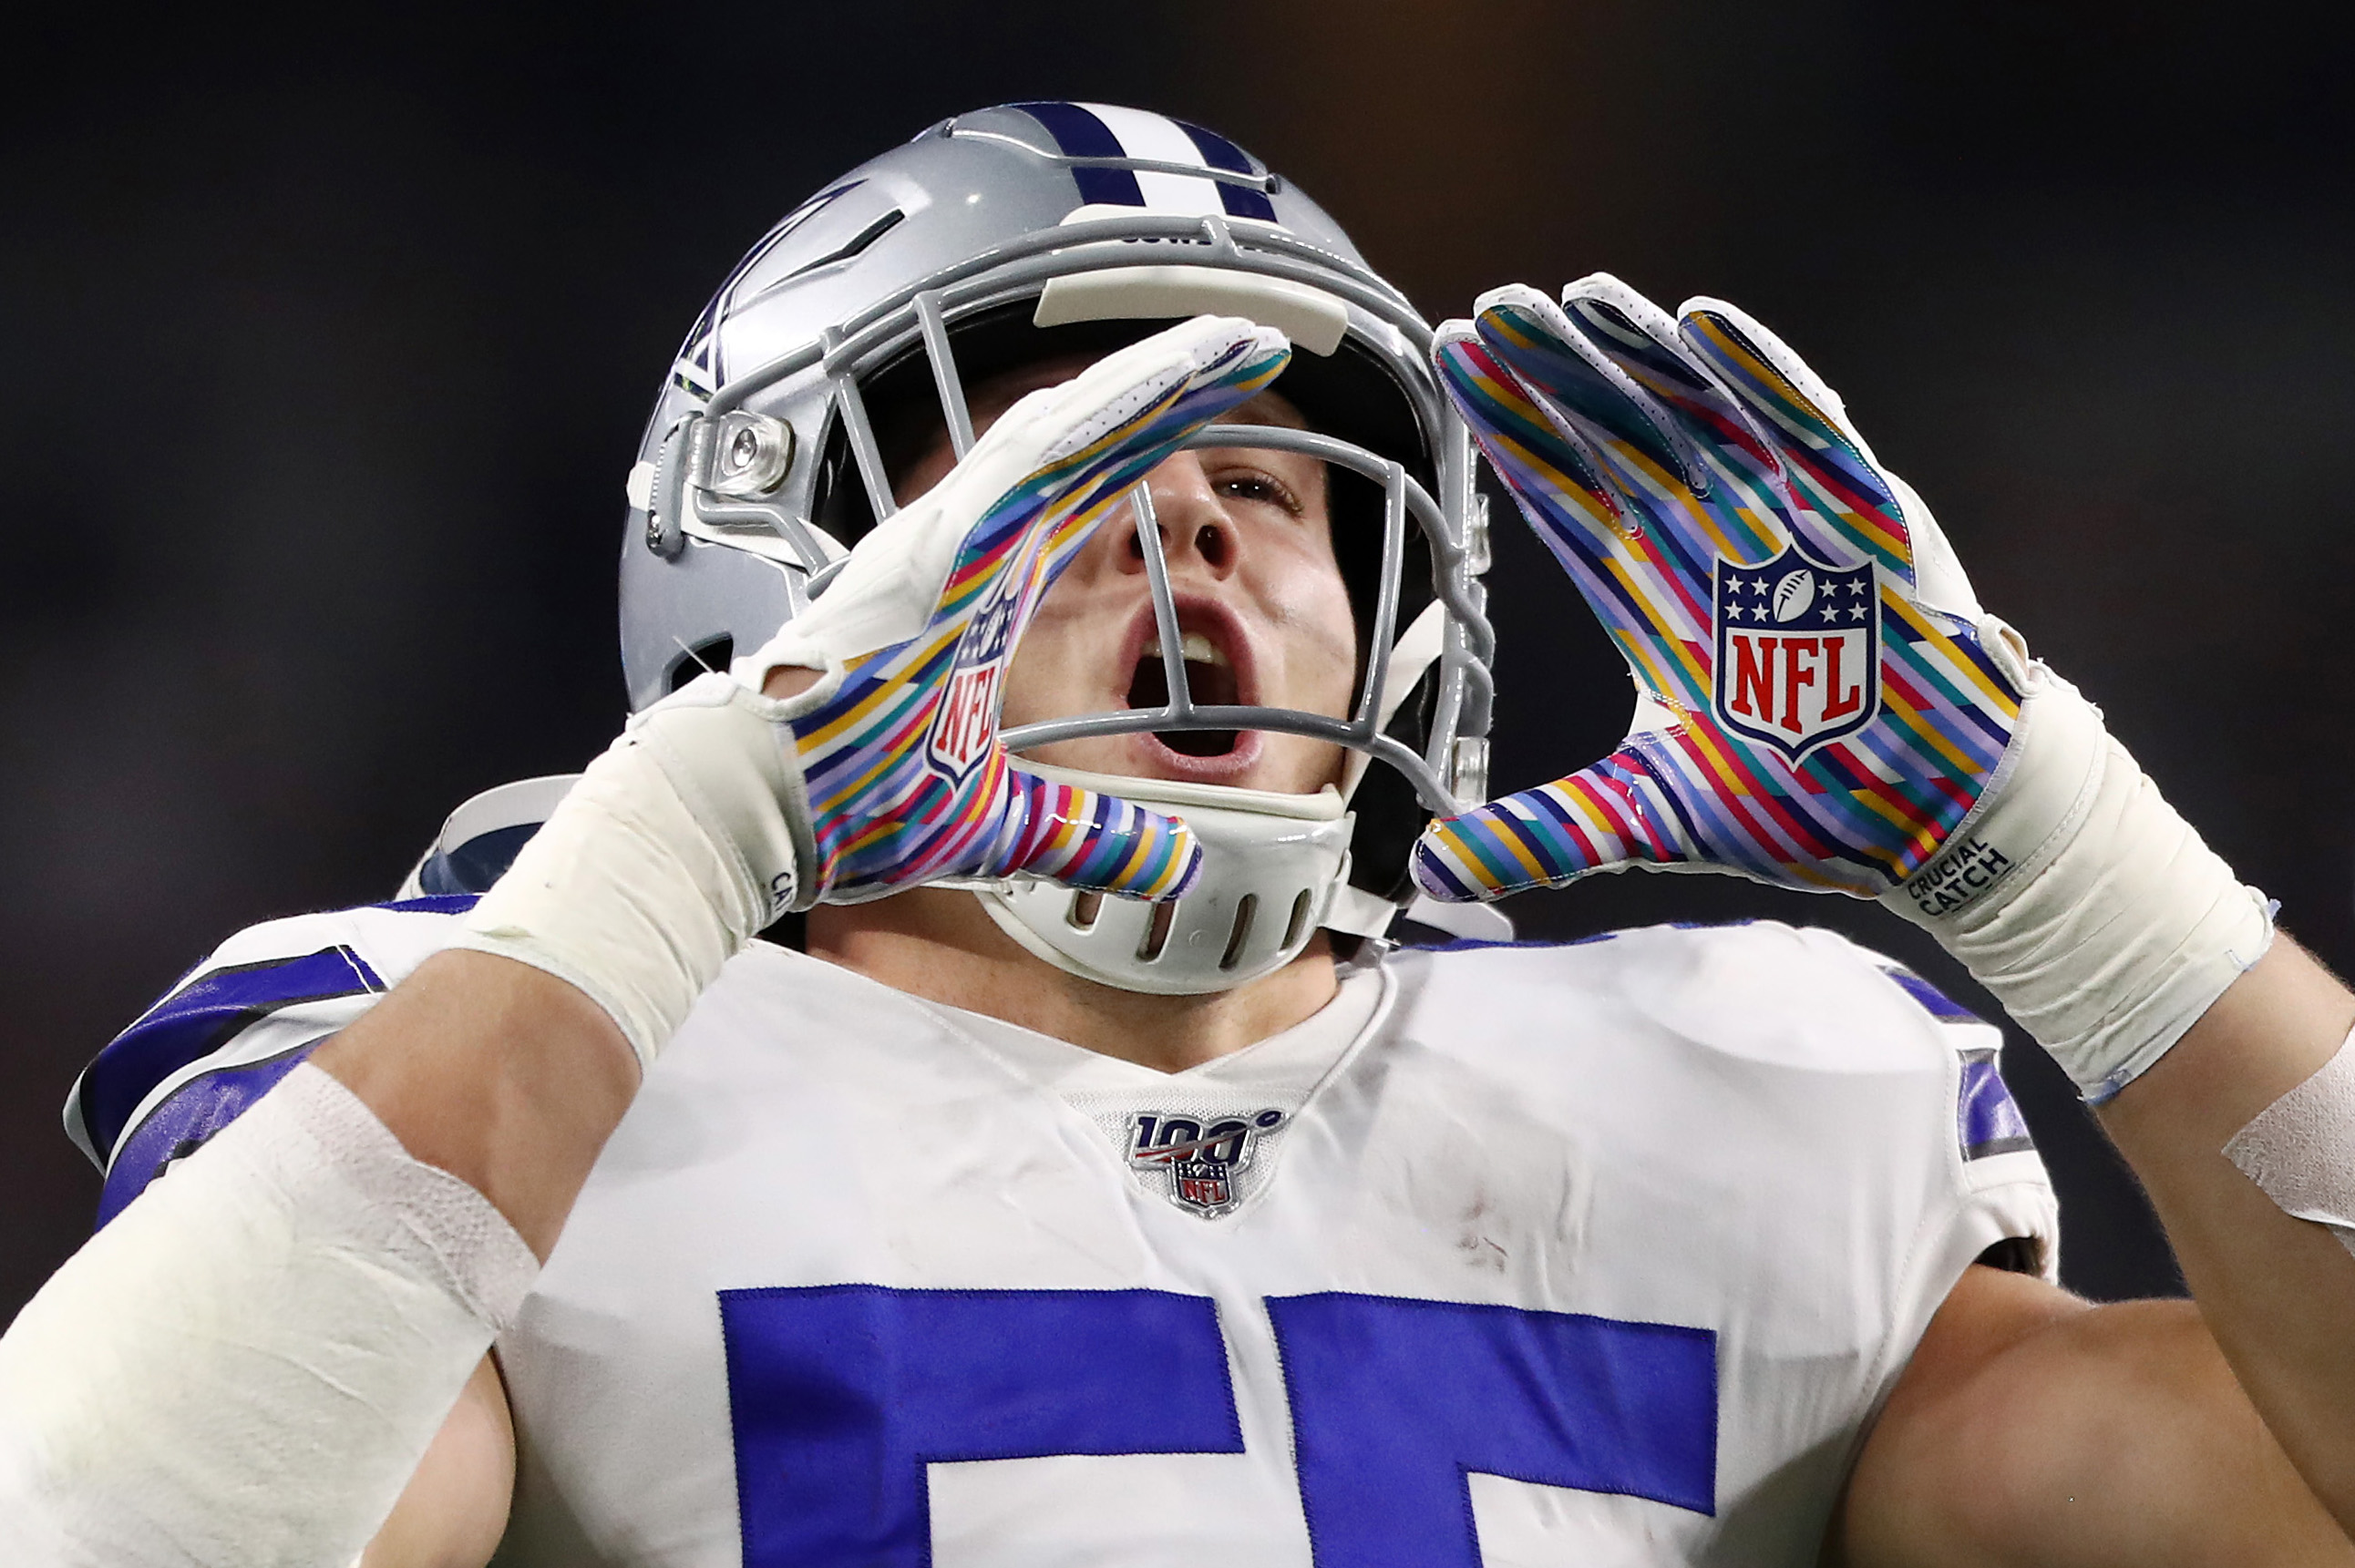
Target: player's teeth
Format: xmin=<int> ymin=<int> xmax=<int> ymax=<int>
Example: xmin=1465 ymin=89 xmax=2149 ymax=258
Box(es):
xmin=1145 ymin=632 xmax=1229 ymax=669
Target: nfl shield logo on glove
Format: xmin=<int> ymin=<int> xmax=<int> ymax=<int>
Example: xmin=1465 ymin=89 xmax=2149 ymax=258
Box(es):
xmin=1712 ymin=548 xmax=1880 ymax=762
xmin=925 ymin=579 xmax=1022 ymax=785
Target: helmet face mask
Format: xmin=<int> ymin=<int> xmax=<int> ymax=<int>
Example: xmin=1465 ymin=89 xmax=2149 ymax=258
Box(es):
xmin=620 ymin=102 xmax=1497 ymax=987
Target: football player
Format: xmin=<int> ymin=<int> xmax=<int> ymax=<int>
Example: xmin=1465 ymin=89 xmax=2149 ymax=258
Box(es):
xmin=5 ymin=103 xmax=2353 ymax=1567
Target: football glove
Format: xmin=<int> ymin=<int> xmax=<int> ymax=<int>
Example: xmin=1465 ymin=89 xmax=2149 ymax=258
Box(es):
xmin=1411 ymin=276 xmax=2271 ymax=1102
xmin=1412 ymin=276 xmax=2031 ymax=902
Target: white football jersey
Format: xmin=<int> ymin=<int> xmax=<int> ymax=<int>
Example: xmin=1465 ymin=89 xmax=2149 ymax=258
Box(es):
xmin=70 ymin=909 xmax=2055 ymax=1568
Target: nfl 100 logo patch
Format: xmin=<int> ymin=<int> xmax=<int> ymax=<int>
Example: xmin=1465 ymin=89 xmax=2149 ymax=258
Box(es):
xmin=1712 ymin=547 xmax=1880 ymax=761
xmin=1126 ymin=1109 xmax=1286 ymax=1218
xmin=925 ymin=577 xmax=1023 ymax=785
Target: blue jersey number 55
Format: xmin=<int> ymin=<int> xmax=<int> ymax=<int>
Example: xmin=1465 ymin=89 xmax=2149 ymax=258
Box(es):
xmin=720 ymin=1284 xmax=1717 ymax=1568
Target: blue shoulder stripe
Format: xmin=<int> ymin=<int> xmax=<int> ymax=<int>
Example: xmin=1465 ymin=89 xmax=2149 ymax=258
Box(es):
xmin=95 ymin=1040 xmax=324 ymax=1229
xmin=78 ymin=946 xmax=384 ymax=1164
xmin=1958 ymin=1047 xmax=2035 ymax=1160
xmin=416 ymin=824 xmax=540 ymax=896
xmin=1884 ymin=967 xmax=1979 ymax=1022
xmin=378 ymin=892 xmax=481 ymax=916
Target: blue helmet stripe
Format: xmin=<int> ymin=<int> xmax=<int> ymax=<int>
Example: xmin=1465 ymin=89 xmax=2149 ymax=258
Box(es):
xmin=1012 ymin=101 xmax=1146 ymax=207
xmin=1176 ymin=119 xmax=1278 ymax=220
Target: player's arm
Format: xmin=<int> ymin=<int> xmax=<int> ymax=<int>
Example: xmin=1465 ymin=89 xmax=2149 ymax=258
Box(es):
xmin=0 ymin=318 xmax=1286 ymax=1565
xmin=1834 ymin=939 xmax=2355 ymax=1566
xmin=1415 ymin=278 xmax=2355 ymax=1556
xmin=15 ymin=897 xmax=539 ymax=1566
xmin=2095 ymin=936 xmax=2355 ymax=1532
xmin=358 ymin=1354 xmax=516 ymax=1568
xmin=1835 ymin=1258 xmax=2355 ymax=1567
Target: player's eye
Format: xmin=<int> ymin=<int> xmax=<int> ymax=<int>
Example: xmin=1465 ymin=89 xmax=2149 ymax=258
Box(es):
xmin=1211 ymin=466 xmax=1305 ymax=518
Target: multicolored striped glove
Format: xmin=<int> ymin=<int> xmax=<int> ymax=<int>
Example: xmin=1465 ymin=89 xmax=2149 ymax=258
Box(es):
xmin=1413 ymin=276 xmax=2036 ymax=903
xmin=755 ymin=314 xmax=1291 ymax=906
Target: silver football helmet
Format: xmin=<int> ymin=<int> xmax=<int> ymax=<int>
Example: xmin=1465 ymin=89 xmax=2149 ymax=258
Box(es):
xmin=620 ymin=102 xmax=1500 ymax=991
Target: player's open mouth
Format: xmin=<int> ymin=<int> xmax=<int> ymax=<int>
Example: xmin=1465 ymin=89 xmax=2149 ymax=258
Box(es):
xmin=1123 ymin=605 xmax=1248 ymax=758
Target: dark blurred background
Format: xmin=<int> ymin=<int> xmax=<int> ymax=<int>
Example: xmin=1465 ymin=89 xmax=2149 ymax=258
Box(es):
xmin=6 ymin=1 xmax=2352 ymax=1323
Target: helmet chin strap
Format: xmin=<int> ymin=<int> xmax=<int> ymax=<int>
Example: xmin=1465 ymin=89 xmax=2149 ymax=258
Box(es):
xmin=1341 ymin=600 xmax=1448 ymax=804
xmin=959 ymin=765 xmax=1355 ymax=996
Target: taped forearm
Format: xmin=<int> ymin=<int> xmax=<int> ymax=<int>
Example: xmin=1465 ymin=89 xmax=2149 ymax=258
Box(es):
xmin=0 ymin=1064 xmax=537 ymax=1567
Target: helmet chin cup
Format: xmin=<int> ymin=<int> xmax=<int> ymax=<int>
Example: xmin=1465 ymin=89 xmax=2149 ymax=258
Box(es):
xmin=960 ymin=764 xmax=1354 ymax=995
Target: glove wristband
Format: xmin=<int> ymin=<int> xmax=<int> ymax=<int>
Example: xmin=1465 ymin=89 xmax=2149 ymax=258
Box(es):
xmin=1892 ymin=660 xmax=2106 ymax=923
xmin=452 ymin=674 xmax=811 ymax=1067
xmin=1885 ymin=678 xmax=2274 ymax=1101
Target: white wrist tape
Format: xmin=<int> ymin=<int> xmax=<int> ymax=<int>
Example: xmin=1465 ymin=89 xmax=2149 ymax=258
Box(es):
xmin=2225 ymin=1027 xmax=2355 ymax=1263
xmin=0 ymin=1063 xmax=537 ymax=1567
xmin=451 ymin=672 xmax=814 ymax=1066
xmin=1886 ymin=676 xmax=2274 ymax=1101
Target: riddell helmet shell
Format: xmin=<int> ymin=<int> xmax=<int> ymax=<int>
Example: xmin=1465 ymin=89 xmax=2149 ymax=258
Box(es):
xmin=619 ymin=101 xmax=1497 ymax=989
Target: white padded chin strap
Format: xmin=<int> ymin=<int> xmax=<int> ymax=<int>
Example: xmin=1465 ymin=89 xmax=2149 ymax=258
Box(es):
xmin=969 ymin=766 xmax=1356 ymax=995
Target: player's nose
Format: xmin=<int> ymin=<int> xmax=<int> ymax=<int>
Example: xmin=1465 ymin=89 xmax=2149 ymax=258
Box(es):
xmin=1122 ymin=452 xmax=1238 ymax=581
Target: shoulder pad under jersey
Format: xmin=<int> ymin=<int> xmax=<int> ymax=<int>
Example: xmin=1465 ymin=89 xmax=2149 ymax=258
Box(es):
xmin=1856 ymin=950 xmax=2039 ymax=1163
xmin=1395 ymin=919 xmax=2056 ymax=1276
xmin=1403 ymin=919 xmax=2044 ymax=1166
